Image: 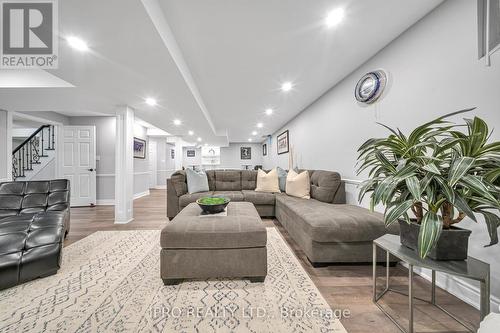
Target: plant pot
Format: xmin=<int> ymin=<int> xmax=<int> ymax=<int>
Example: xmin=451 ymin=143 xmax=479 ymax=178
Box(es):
xmin=398 ymin=220 xmax=472 ymax=261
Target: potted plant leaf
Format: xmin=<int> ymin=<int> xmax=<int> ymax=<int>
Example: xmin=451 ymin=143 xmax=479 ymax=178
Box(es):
xmin=357 ymin=108 xmax=500 ymax=260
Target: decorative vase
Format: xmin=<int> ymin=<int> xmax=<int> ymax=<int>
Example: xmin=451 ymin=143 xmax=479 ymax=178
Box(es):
xmin=398 ymin=220 xmax=472 ymax=261
xmin=196 ymin=197 xmax=230 ymax=214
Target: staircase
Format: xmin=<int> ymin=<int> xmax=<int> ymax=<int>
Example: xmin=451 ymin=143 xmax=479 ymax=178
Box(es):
xmin=12 ymin=125 xmax=56 ymax=180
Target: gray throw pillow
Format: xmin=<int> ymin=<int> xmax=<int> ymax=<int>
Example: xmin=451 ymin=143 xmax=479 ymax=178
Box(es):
xmin=186 ymin=168 xmax=209 ymax=194
xmin=276 ymin=166 xmax=288 ymax=192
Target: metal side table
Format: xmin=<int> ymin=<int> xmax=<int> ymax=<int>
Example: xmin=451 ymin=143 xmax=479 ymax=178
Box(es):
xmin=373 ymin=235 xmax=490 ymax=333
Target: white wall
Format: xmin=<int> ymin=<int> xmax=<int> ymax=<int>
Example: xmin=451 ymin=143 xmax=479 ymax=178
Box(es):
xmin=30 ymin=157 xmax=56 ymax=180
xmin=69 ymin=116 xmax=116 ymax=202
xmin=150 ymin=137 xmax=176 ymax=186
xmin=133 ymin=123 xmax=150 ymax=197
xmin=263 ymin=0 xmax=500 ymax=311
xmin=220 ymin=143 xmax=263 ymax=169
xmin=182 ymin=143 xmax=264 ymax=170
xmin=19 ymin=111 xmax=70 ymax=125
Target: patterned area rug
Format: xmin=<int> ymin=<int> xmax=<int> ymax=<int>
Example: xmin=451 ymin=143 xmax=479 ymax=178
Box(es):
xmin=0 ymin=228 xmax=347 ymax=333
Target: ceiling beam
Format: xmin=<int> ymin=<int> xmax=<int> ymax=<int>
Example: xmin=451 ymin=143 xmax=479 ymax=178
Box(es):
xmin=141 ymin=0 xmax=219 ymax=138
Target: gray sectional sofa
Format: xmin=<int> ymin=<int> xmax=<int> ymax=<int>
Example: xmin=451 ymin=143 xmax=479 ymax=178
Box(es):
xmin=167 ymin=169 xmax=398 ymax=264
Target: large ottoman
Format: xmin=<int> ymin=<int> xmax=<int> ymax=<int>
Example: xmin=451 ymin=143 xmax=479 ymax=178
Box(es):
xmin=160 ymin=202 xmax=267 ymax=285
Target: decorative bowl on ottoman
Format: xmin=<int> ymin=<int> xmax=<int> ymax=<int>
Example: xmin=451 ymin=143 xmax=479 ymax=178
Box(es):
xmin=196 ymin=196 xmax=230 ymax=214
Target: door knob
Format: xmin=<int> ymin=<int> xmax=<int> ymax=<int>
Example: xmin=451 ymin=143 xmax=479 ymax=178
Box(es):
xmin=88 ymin=168 xmax=95 ymax=172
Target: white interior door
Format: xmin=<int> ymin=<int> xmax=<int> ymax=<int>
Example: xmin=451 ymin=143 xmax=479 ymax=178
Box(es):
xmin=63 ymin=126 xmax=96 ymax=207
xmin=148 ymin=140 xmax=157 ymax=188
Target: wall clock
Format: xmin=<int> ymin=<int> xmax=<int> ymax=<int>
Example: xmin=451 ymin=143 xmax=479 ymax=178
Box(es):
xmin=354 ymin=70 xmax=387 ymax=104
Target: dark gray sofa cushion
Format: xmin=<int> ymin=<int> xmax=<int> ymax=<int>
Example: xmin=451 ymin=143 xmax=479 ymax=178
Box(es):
xmin=276 ymin=194 xmax=394 ymax=243
xmin=25 ymin=181 xmax=50 ymax=194
xmin=242 ymin=190 xmax=275 ymax=205
xmin=206 ymin=170 xmax=216 ymax=191
xmin=213 ymin=191 xmax=244 ymax=201
xmin=215 ymin=170 xmax=241 ymax=191
xmin=0 ymin=182 xmax=25 ymax=194
xmin=179 ymin=191 xmax=213 ymax=208
xmin=170 ymin=171 xmax=188 ymax=197
xmin=308 ymin=170 xmax=342 ymax=203
xmin=0 ymin=195 xmax=23 ymax=209
xmin=241 ymin=170 xmax=257 ymax=190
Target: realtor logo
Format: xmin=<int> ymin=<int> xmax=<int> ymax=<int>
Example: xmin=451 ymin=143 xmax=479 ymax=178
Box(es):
xmin=1 ymin=0 xmax=58 ymax=68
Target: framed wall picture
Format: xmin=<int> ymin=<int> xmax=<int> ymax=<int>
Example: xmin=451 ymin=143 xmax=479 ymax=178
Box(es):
xmin=187 ymin=149 xmax=196 ymax=157
xmin=241 ymin=147 xmax=251 ymax=160
xmin=277 ymin=130 xmax=289 ymax=155
xmin=170 ymin=149 xmax=175 ymax=159
xmin=133 ymin=137 xmax=146 ymax=159
xmin=262 ymin=143 xmax=267 ymax=156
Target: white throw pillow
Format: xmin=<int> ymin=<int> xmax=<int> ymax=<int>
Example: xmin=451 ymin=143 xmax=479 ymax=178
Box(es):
xmin=286 ymin=169 xmax=310 ymax=199
xmin=186 ymin=168 xmax=209 ymax=194
xmin=255 ymin=169 xmax=280 ymax=193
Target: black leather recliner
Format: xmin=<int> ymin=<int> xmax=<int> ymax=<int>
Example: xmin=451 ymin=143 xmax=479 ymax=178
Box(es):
xmin=0 ymin=179 xmax=70 ymax=290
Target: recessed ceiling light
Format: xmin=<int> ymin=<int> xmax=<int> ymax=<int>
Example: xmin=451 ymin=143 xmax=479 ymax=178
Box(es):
xmin=173 ymin=119 xmax=181 ymax=126
xmin=252 ymin=131 xmax=258 ymax=136
xmin=281 ymin=82 xmax=293 ymax=92
xmin=145 ymin=97 xmax=157 ymax=106
xmin=257 ymin=123 xmax=263 ymax=128
xmin=197 ymin=137 xmax=202 ymax=142
xmin=326 ymin=8 xmax=345 ymax=28
xmin=188 ymin=130 xmax=194 ymax=136
xmin=248 ymin=138 xmax=253 ymax=142
xmin=265 ymin=108 xmax=273 ymax=115
xmin=66 ymin=36 xmax=89 ymax=51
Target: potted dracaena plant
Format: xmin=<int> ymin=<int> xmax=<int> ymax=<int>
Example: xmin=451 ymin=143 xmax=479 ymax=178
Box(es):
xmin=357 ymin=108 xmax=500 ymax=260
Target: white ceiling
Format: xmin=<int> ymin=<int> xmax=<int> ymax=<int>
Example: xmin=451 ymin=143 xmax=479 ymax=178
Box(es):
xmin=0 ymin=0 xmax=443 ymax=145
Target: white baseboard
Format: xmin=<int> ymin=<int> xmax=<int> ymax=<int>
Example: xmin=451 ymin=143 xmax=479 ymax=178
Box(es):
xmin=95 ymin=190 xmax=150 ymax=206
xmin=134 ymin=190 xmax=150 ymax=199
xmin=152 ymin=185 xmax=166 ymax=189
xmin=114 ymin=218 xmax=134 ymax=224
xmin=95 ymin=199 xmax=115 ymax=206
xmin=401 ymin=263 xmax=500 ymax=312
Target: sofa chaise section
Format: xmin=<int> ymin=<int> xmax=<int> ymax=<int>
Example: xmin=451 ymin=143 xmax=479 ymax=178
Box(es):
xmin=275 ymin=194 xmax=398 ymax=263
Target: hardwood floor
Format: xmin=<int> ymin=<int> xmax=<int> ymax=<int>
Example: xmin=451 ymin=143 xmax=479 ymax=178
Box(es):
xmin=66 ymin=189 xmax=479 ymax=332
xmin=64 ymin=189 xmax=169 ymax=246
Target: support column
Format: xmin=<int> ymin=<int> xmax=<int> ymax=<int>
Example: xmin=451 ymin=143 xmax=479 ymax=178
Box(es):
xmin=0 ymin=109 xmax=12 ymax=182
xmin=114 ymin=106 xmax=134 ymax=224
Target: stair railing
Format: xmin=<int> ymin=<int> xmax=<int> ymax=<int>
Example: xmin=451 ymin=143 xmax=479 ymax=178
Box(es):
xmin=12 ymin=125 xmax=56 ymax=180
